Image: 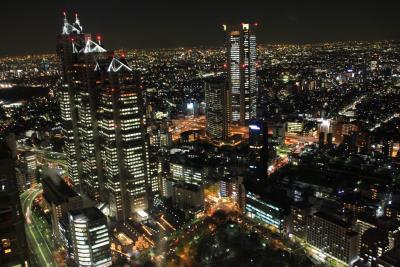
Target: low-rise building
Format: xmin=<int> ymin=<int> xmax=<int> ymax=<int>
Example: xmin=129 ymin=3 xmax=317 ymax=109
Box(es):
xmin=245 ymin=191 xmax=288 ymax=232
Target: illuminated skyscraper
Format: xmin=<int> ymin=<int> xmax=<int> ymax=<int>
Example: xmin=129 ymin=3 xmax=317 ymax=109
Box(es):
xmin=57 ymin=14 xmax=149 ymax=220
xmin=57 ymin=13 xmax=106 ymax=201
xmin=205 ymin=77 xmax=231 ymax=141
xmin=57 ymin=12 xmax=85 ymax=190
xmin=98 ymin=60 xmax=149 ymax=221
xmin=223 ymin=23 xmax=258 ymax=125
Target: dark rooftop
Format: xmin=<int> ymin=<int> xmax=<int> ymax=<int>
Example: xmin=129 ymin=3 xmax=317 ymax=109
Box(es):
xmin=362 ymin=228 xmax=389 ymax=245
xmin=314 ymin=211 xmax=352 ymax=229
xmin=379 ymin=248 xmax=400 ymax=266
xmin=42 ymin=174 xmax=79 ymax=205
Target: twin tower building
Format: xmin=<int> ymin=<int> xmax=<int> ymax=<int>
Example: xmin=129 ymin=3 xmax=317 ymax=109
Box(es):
xmin=57 ymin=14 xmax=258 ymax=222
xmin=206 ymin=23 xmax=258 ymax=142
xmin=57 ymin=13 xmax=148 ymax=222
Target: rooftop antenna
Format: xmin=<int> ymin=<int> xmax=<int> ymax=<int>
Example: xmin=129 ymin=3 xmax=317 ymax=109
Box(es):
xmin=63 ymin=11 xmax=68 ymax=23
xmin=74 ymin=12 xmax=83 ymax=32
xmin=62 ymin=11 xmax=69 ymax=34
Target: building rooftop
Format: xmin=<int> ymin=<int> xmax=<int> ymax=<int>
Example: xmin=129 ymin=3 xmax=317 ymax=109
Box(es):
xmin=313 ymin=211 xmax=352 ymax=229
xmin=42 ymin=174 xmax=79 ymax=205
xmin=69 ymin=207 xmax=105 ymax=222
xmin=291 ymin=201 xmax=312 ymax=210
xmin=173 ymin=182 xmax=202 ymax=192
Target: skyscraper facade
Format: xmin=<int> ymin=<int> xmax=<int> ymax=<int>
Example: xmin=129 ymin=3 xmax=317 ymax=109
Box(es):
xmin=57 ymin=14 xmax=106 ymax=201
xmin=98 ymin=62 xmax=149 ymax=221
xmin=205 ymin=77 xmax=231 ymax=141
xmin=57 ymin=14 xmax=149 ymax=221
xmin=223 ymin=23 xmax=258 ymax=125
xmin=57 ymin=13 xmax=85 ymax=189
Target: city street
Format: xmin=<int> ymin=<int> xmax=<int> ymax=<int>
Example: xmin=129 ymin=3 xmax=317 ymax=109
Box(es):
xmin=21 ymin=186 xmax=58 ymax=267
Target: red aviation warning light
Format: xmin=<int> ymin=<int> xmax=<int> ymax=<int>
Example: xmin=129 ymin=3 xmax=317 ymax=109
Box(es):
xmin=97 ymin=35 xmax=102 ymax=45
xmin=254 ymin=22 xmax=259 ymax=27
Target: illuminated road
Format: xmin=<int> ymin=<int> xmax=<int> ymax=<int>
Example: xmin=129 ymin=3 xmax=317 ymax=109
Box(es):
xmin=17 ymin=144 xmax=65 ymax=158
xmin=285 ymin=134 xmax=318 ymax=146
xmin=170 ymin=115 xmax=249 ymax=141
xmin=370 ymin=112 xmax=400 ymax=131
xmin=338 ymin=95 xmax=366 ymax=116
xmin=268 ymin=133 xmax=317 ymax=176
xmin=17 ymin=144 xmax=66 ymax=167
xmin=170 ymin=116 xmax=206 ymax=141
xmin=21 ymin=186 xmax=58 ymax=267
xmin=17 ymin=144 xmax=69 ymax=184
xmin=268 ymin=156 xmax=289 ymax=176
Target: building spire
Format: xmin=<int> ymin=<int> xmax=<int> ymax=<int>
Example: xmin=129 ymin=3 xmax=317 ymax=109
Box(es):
xmin=62 ymin=11 xmax=83 ymax=35
xmin=74 ymin=13 xmax=83 ymax=32
xmin=63 ymin=11 xmax=68 ymax=24
xmin=62 ymin=11 xmax=70 ymax=35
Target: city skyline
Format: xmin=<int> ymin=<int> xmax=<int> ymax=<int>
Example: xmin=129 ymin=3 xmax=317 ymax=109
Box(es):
xmin=1 ymin=1 xmax=400 ymax=56
xmin=1 ymin=2 xmax=400 ymax=267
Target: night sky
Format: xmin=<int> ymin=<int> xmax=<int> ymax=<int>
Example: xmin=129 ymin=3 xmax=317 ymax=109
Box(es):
xmin=1 ymin=0 xmax=400 ymax=56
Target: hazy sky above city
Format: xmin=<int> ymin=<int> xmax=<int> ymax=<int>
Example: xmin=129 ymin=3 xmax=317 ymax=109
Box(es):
xmin=1 ymin=0 xmax=400 ymax=56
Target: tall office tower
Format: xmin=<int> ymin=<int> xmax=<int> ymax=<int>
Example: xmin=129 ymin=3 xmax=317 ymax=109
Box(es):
xmin=68 ymin=207 xmax=112 ymax=267
xmin=73 ymin=51 xmax=105 ymax=202
xmin=98 ymin=61 xmax=149 ymax=221
xmin=57 ymin=12 xmax=86 ymax=189
xmin=57 ymin=14 xmax=149 ymax=218
xmin=205 ymin=77 xmax=231 ymax=141
xmin=223 ymin=23 xmax=258 ymax=125
xmin=248 ymin=119 xmax=268 ymax=180
xmin=0 ymin=135 xmax=30 ymax=267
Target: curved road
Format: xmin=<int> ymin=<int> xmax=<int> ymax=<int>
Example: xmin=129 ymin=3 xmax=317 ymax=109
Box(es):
xmin=21 ymin=186 xmax=58 ymax=267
